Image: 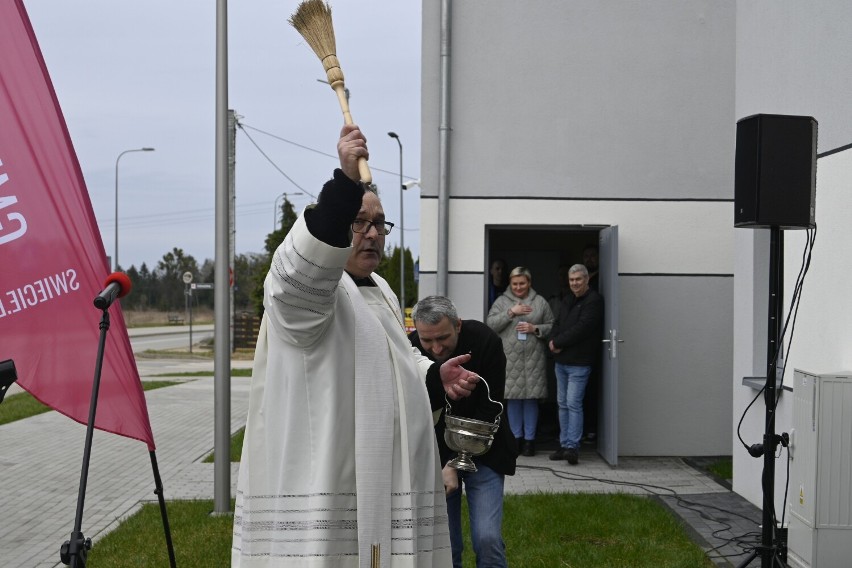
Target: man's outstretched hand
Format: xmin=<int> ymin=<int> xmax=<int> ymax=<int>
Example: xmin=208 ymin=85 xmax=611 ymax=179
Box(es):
xmin=440 ymin=353 xmax=480 ymax=400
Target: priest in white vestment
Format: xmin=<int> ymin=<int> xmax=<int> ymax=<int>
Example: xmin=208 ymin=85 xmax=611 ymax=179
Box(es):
xmin=233 ymin=125 xmax=478 ymax=567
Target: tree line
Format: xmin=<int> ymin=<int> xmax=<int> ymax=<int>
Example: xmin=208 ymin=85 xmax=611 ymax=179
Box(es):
xmin=120 ymin=197 xmax=417 ymax=314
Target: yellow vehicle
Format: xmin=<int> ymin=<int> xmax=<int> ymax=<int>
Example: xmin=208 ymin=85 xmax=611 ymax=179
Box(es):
xmin=404 ymin=307 xmax=415 ymax=333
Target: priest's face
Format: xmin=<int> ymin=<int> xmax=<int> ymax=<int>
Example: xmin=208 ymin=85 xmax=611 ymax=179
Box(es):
xmin=346 ymin=191 xmax=385 ymax=278
xmin=414 ymin=316 xmax=461 ymax=363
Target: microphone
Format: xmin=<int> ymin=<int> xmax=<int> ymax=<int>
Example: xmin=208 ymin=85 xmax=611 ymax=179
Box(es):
xmin=93 ymin=272 xmax=132 ymax=310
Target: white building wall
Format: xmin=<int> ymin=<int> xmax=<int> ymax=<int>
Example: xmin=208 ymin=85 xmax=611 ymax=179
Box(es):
xmin=734 ymin=3 xmax=852 ymax=509
xmin=421 ymin=1 xmax=736 ymax=201
xmin=420 ymin=1 xmax=737 ymax=455
xmin=418 ymin=199 xmax=733 ymax=274
xmin=416 ymin=0 xmax=852 ymax=506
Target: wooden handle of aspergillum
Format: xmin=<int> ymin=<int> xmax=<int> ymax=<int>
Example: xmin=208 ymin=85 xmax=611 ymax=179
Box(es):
xmin=332 ymin=82 xmax=372 ymax=184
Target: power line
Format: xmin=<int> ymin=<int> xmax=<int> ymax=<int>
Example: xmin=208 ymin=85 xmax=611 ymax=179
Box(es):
xmin=236 ymin=122 xmax=316 ymax=199
xmin=108 ymin=200 xmax=421 ymax=232
xmin=99 ymin=199 xmax=305 ymax=230
xmin=103 ymin=120 xmax=424 ymax=250
xmin=238 ymin=122 xmax=419 ymax=182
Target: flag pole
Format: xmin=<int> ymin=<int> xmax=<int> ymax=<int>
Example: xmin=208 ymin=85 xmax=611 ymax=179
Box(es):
xmin=149 ymin=451 xmax=177 ymax=567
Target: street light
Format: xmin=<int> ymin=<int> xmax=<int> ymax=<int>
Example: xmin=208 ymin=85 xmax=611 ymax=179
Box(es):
xmin=387 ymin=132 xmax=405 ymax=309
xmin=273 ymin=191 xmax=303 ymax=231
xmin=316 ymin=78 xmax=350 ymax=102
xmin=114 ymin=147 xmax=155 ymax=271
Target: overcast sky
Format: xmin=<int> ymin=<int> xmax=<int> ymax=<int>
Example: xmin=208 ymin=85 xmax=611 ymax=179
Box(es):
xmin=24 ymin=0 xmax=423 ymax=270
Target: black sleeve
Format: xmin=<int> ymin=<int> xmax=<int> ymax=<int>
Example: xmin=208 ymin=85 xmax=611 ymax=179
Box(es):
xmin=409 ymin=330 xmax=447 ymax=411
xmin=303 ymin=169 xmax=365 ymax=247
xmin=440 ymin=326 xmax=507 ymax=423
xmin=412 ymin=325 xmax=508 ymax=420
xmin=470 ymin=332 xmax=508 ymax=422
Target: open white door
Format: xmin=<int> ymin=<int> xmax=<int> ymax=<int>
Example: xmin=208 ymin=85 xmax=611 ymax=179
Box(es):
xmin=598 ymin=226 xmax=620 ymax=466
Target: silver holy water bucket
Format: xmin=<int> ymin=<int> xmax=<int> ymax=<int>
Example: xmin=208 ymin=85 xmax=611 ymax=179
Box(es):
xmin=443 ymin=376 xmax=504 ymax=472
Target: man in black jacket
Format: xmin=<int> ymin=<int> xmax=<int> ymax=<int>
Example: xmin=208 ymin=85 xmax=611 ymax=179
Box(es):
xmin=548 ymin=264 xmax=604 ymax=465
xmin=411 ymin=296 xmax=517 ymax=568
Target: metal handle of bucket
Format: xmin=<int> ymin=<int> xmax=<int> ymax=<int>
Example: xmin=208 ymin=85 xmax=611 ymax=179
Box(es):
xmin=445 ymin=375 xmax=504 ymax=425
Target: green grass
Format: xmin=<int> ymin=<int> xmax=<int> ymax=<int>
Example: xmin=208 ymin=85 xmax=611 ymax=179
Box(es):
xmin=86 ymin=500 xmax=235 ymax=567
xmin=0 ymin=391 xmax=53 ymax=425
xmin=136 ymin=349 xmax=215 ymax=360
xmin=142 ymin=380 xmax=181 ymax=391
xmin=708 ymin=457 xmax=732 ymax=481
xmin=135 ymin=349 xmax=255 ymax=361
xmin=84 ymin=493 xmax=713 ymax=567
xmin=0 ymin=381 xmax=178 ymax=426
xmin=203 ymin=427 xmax=244 ymax=463
xmin=150 ymin=368 xmax=252 ymax=378
xmin=483 ymin=493 xmax=712 ymax=568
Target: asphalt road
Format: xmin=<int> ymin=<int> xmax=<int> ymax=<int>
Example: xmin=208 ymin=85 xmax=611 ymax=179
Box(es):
xmin=128 ymin=324 xmax=215 ymax=352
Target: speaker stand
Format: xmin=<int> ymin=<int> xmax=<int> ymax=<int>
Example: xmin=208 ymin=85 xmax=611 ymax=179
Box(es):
xmin=737 ymin=226 xmax=788 ymax=567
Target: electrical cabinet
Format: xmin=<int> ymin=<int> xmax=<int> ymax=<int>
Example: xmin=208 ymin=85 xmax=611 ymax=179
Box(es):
xmin=787 ymin=370 xmax=852 ymax=568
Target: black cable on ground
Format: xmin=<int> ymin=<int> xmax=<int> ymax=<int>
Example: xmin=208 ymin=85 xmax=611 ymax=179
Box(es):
xmin=516 ymin=462 xmax=763 ymax=564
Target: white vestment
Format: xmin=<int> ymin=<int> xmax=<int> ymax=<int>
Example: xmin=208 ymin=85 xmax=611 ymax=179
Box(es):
xmin=232 ymin=214 xmax=451 ymax=567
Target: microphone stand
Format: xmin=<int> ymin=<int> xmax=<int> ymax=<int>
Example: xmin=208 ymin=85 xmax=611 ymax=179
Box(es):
xmin=60 ymin=308 xmax=111 ymax=567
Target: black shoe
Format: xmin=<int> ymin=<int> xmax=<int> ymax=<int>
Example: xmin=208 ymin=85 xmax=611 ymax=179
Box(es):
xmin=566 ymin=447 xmax=579 ymax=465
xmin=521 ymin=440 xmax=535 ymax=457
xmin=549 ymin=447 xmax=568 ymax=461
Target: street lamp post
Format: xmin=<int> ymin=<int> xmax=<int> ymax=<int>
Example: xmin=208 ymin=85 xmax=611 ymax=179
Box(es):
xmin=317 ymin=78 xmax=350 ymax=102
xmin=387 ymin=132 xmax=404 ymax=309
xmin=273 ymin=191 xmax=303 ymax=231
xmin=114 ymin=147 xmax=155 ymax=271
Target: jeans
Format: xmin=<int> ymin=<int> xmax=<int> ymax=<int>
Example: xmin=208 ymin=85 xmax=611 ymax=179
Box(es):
xmin=506 ymin=398 xmax=538 ymax=440
xmin=446 ymin=463 xmax=507 ymax=568
xmin=554 ymin=364 xmax=591 ymax=449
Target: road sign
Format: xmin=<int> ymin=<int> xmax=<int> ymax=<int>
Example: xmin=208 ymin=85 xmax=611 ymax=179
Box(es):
xmin=191 ymin=283 xmax=214 ymax=290
xmin=182 ymin=271 xmax=193 ymax=284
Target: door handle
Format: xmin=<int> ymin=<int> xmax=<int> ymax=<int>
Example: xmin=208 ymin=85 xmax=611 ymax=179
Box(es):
xmin=601 ymin=329 xmax=624 ymax=359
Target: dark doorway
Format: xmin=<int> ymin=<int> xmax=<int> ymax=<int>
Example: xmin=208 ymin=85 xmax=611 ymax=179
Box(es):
xmin=484 ymin=225 xmax=602 ymax=452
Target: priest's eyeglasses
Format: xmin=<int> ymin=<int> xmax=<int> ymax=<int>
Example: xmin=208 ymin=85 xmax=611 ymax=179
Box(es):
xmin=352 ymin=218 xmax=394 ymax=235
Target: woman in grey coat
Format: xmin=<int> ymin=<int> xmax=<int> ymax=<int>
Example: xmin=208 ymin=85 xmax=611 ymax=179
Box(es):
xmin=486 ymin=266 xmax=554 ymax=456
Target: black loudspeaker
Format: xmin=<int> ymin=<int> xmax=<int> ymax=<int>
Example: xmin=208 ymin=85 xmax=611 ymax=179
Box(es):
xmin=735 ymin=114 xmax=817 ymax=229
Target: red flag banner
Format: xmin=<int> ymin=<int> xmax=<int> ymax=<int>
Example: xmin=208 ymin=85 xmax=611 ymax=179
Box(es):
xmin=0 ymin=0 xmax=155 ymax=449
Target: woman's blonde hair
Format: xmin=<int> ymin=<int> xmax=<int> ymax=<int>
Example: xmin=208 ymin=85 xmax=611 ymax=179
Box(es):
xmin=508 ymin=266 xmax=532 ymax=283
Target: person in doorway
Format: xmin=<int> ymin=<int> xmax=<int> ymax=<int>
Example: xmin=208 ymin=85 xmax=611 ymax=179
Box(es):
xmin=409 ymin=295 xmax=517 ymax=568
xmin=548 ymin=264 xmax=604 ymax=465
xmin=232 ymin=124 xmax=481 ymax=568
xmin=542 ymin=264 xmax=572 ymax=444
xmin=487 ymin=258 xmax=509 ymax=308
xmin=487 ymin=266 xmax=553 ymax=456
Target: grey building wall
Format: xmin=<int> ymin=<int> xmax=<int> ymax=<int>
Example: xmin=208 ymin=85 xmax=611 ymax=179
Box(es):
xmin=421 ymin=0 xmax=736 ymax=201
xmin=733 ymin=1 xmax=852 ymax=507
xmin=419 ymin=1 xmax=737 ymax=456
xmin=619 ymin=275 xmax=733 ymax=455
